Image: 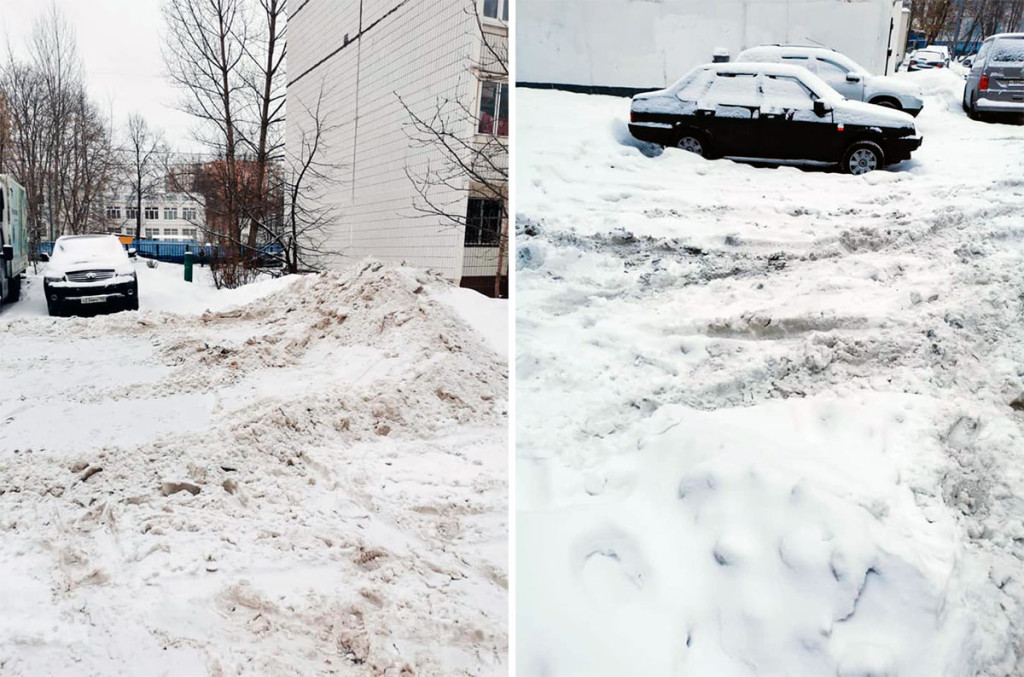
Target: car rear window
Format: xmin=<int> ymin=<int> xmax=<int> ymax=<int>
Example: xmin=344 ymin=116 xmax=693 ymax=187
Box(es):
xmin=917 ymin=51 xmax=942 ymax=60
xmin=991 ymin=38 xmax=1024 ymax=63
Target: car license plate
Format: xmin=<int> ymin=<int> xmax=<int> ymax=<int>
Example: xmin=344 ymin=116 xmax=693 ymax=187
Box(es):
xmin=79 ymin=296 xmax=106 ymax=305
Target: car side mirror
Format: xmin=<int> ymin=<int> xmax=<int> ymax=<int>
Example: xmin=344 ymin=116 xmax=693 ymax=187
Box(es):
xmin=1 ymin=244 xmax=12 ymax=262
xmin=813 ymin=100 xmax=832 ymax=117
xmin=128 ymin=248 xmax=137 ymax=258
xmin=846 ymin=73 xmax=862 ymax=83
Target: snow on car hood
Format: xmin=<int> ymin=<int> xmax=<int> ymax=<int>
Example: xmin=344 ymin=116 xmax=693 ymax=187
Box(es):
xmin=834 ymin=98 xmax=917 ymax=128
xmin=46 ymin=237 xmax=132 ymax=275
xmin=866 ymin=74 xmax=922 ymax=99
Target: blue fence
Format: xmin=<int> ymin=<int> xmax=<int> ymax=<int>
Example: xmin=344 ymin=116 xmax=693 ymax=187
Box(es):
xmin=39 ymin=240 xmax=285 ymax=266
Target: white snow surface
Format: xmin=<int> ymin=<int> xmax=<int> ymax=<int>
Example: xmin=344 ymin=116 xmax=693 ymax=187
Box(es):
xmin=0 ymin=260 xmax=508 ymax=675
xmin=517 ymin=70 xmax=1024 ymax=675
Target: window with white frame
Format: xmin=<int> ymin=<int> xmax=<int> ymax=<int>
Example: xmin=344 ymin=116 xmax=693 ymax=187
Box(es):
xmin=144 ymin=228 xmax=158 ymax=238
xmin=126 ymin=206 xmax=138 ymax=220
xmin=106 ymin=206 xmax=122 ymax=219
xmin=183 ymin=228 xmax=197 ymax=239
xmin=478 ymin=81 xmax=508 ymax=136
xmin=481 ymin=0 xmax=507 ymax=21
xmin=164 ymin=207 xmax=178 ymax=220
xmin=464 ymin=197 xmax=502 ymax=246
xmin=164 ymin=228 xmax=179 ymax=237
xmin=144 ymin=206 xmax=159 ymax=220
xmin=182 ymin=207 xmax=197 ymax=221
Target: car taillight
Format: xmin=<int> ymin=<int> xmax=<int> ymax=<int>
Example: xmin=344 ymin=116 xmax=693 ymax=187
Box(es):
xmin=980 ymin=74 xmax=989 ymax=91
xmin=630 ymin=110 xmax=637 ymax=123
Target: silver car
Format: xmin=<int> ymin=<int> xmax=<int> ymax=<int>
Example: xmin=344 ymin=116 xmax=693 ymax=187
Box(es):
xmin=736 ymin=45 xmax=924 ymax=116
xmin=963 ymin=33 xmax=1024 ymax=120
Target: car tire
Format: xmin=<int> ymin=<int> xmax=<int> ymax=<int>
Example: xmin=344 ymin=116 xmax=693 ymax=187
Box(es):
xmin=870 ymin=97 xmax=901 ymax=111
xmin=5 ymin=275 xmax=20 ymax=303
xmin=126 ymin=294 xmax=139 ymax=311
xmin=674 ymin=131 xmax=711 ymax=158
xmin=47 ymin=297 xmax=62 ymax=317
xmin=968 ymin=94 xmax=981 ymax=121
xmin=842 ymin=140 xmax=884 ymax=176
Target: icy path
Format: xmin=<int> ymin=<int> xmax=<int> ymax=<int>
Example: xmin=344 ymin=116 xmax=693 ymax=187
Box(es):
xmin=0 ymin=263 xmax=508 ymax=676
xmin=517 ymin=71 xmax=1024 ymax=675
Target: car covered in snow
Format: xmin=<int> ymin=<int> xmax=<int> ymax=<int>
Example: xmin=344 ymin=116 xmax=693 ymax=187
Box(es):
xmin=736 ymin=44 xmax=924 ymax=116
xmin=43 ymin=234 xmax=138 ymax=316
xmin=907 ymin=48 xmax=948 ymax=71
xmin=628 ymin=62 xmax=923 ymax=175
xmin=963 ymin=33 xmax=1024 ymax=119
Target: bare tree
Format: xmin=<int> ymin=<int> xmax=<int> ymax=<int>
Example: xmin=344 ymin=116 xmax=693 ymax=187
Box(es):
xmin=122 ymin=114 xmax=166 ymax=244
xmin=164 ymin=0 xmax=248 ymax=269
xmin=400 ymin=2 xmax=509 ymax=298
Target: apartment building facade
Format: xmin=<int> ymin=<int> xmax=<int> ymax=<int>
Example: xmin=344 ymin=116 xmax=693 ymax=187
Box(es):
xmin=103 ymin=193 xmax=205 ymax=241
xmin=286 ymin=0 xmax=508 ymax=296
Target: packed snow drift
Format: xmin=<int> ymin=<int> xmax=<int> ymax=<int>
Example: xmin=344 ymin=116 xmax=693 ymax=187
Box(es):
xmin=0 ymin=260 xmax=508 ymax=676
xmin=517 ymin=69 xmax=1024 ymax=675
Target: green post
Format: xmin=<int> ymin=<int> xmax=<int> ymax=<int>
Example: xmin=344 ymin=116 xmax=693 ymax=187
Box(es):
xmin=184 ymin=249 xmax=193 ymax=283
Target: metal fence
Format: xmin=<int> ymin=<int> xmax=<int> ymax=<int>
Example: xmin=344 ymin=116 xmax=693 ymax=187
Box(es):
xmin=39 ymin=240 xmax=285 ymax=267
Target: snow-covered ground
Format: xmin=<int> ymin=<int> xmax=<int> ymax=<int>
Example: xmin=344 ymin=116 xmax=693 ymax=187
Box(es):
xmin=517 ymin=70 xmax=1024 ymax=675
xmin=0 ymin=260 xmax=508 ymax=675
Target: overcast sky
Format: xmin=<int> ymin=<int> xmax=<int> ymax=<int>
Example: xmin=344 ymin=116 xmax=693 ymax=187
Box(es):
xmin=0 ymin=0 xmax=202 ymax=153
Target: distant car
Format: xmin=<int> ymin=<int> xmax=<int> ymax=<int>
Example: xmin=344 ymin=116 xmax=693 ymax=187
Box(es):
xmin=43 ymin=234 xmax=139 ymax=316
xmin=736 ymin=44 xmax=924 ymax=115
xmin=963 ymin=33 xmax=1024 ymax=120
xmin=628 ymin=62 xmax=923 ymax=175
xmin=907 ymin=49 xmax=947 ymax=71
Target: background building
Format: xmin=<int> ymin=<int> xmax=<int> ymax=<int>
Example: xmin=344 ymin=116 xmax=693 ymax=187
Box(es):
xmin=103 ymin=192 xmax=204 ymax=241
xmin=518 ymin=0 xmax=910 ymax=94
xmin=286 ymin=0 xmax=508 ymax=297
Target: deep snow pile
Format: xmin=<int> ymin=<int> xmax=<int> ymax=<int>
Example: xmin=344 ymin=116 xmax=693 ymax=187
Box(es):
xmin=517 ymin=70 xmax=1024 ymax=675
xmin=0 ymin=261 xmax=508 ymax=676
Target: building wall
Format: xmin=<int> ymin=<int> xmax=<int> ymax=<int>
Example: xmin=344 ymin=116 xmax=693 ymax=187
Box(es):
xmin=104 ymin=193 xmax=205 ymax=241
xmin=288 ymin=0 xmax=507 ymax=283
xmin=518 ymin=0 xmax=897 ymax=91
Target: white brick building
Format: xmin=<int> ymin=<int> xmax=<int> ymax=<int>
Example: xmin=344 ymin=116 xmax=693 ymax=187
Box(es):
xmin=286 ymin=0 xmax=508 ymax=296
xmin=103 ymin=193 xmax=205 ymax=241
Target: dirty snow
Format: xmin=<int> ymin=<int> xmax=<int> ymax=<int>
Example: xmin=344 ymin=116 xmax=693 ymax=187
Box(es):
xmin=517 ymin=69 xmax=1024 ymax=675
xmin=0 ymin=259 xmax=507 ymax=675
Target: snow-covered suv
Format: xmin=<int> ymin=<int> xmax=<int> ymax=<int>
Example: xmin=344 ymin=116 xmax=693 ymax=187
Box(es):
xmin=736 ymin=45 xmax=924 ymax=116
xmin=628 ymin=62 xmax=923 ymax=175
xmin=43 ymin=234 xmax=139 ymax=316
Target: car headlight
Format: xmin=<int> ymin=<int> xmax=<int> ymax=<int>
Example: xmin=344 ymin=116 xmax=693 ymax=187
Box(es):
xmin=44 ymin=273 xmax=64 ymax=282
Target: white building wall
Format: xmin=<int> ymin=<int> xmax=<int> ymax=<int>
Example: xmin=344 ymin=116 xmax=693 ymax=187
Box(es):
xmin=105 ymin=193 xmax=205 ymax=241
xmin=518 ymin=0 xmax=897 ymax=90
xmin=288 ymin=0 xmax=497 ymax=281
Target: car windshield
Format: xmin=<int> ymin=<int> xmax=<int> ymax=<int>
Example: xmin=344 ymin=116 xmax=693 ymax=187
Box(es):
xmin=992 ymin=38 xmax=1024 ymax=63
xmin=50 ymin=237 xmax=127 ymax=265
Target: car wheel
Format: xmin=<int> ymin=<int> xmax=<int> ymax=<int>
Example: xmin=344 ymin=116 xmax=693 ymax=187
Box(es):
xmin=870 ymin=98 xmax=900 ymax=111
xmin=675 ymin=132 xmax=709 ymax=158
xmin=842 ymin=141 xmax=884 ymax=176
xmin=968 ymin=94 xmax=981 ymax=121
xmin=46 ymin=298 xmax=61 ymax=317
xmin=127 ymin=293 xmax=139 ymax=311
xmin=6 ymin=276 xmax=20 ymax=303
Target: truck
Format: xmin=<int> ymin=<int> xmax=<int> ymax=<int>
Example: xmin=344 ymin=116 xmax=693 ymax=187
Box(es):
xmin=0 ymin=175 xmax=29 ymax=310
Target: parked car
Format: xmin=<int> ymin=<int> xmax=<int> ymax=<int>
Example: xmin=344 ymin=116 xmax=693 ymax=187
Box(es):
xmin=963 ymin=33 xmax=1024 ymax=120
xmin=43 ymin=234 xmax=139 ymax=316
xmin=628 ymin=62 xmax=923 ymax=175
xmin=907 ymin=49 xmax=947 ymax=71
xmin=736 ymin=44 xmax=924 ymax=115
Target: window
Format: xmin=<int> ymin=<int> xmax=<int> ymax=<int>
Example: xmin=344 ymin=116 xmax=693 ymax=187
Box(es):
xmin=164 ymin=207 xmax=178 ymax=220
xmin=144 ymin=228 xmax=158 ymax=238
xmin=481 ymin=0 xmax=507 ymax=21
xmin=126 ymin=206 xmax=138 ymax=220
xmin=144 ymin=206 xmax=159 ymax=220
xmin=183 ymin=228 xmax=197 ymax=239
xmin=465 ymin=198 xmax=502 ymax=246
xmin=182 ymin=207 xmax=197 ymax=221
xmin=106 ymin=206 xmax=122 ymax=219
xmin=815 ymin=58 xmax=849 ymax=84
xmin=760 ymin=76 xmax=815 ymax=108
xmin=164 ymin=228 xmax=179 ymax=237
xmin=703 ymin=73 xmax=759 ymax=110
xmin=478 ymin=81 xmax=508 ymax=136
xmin=992 ymin=38 xmax=1024 ymax=63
